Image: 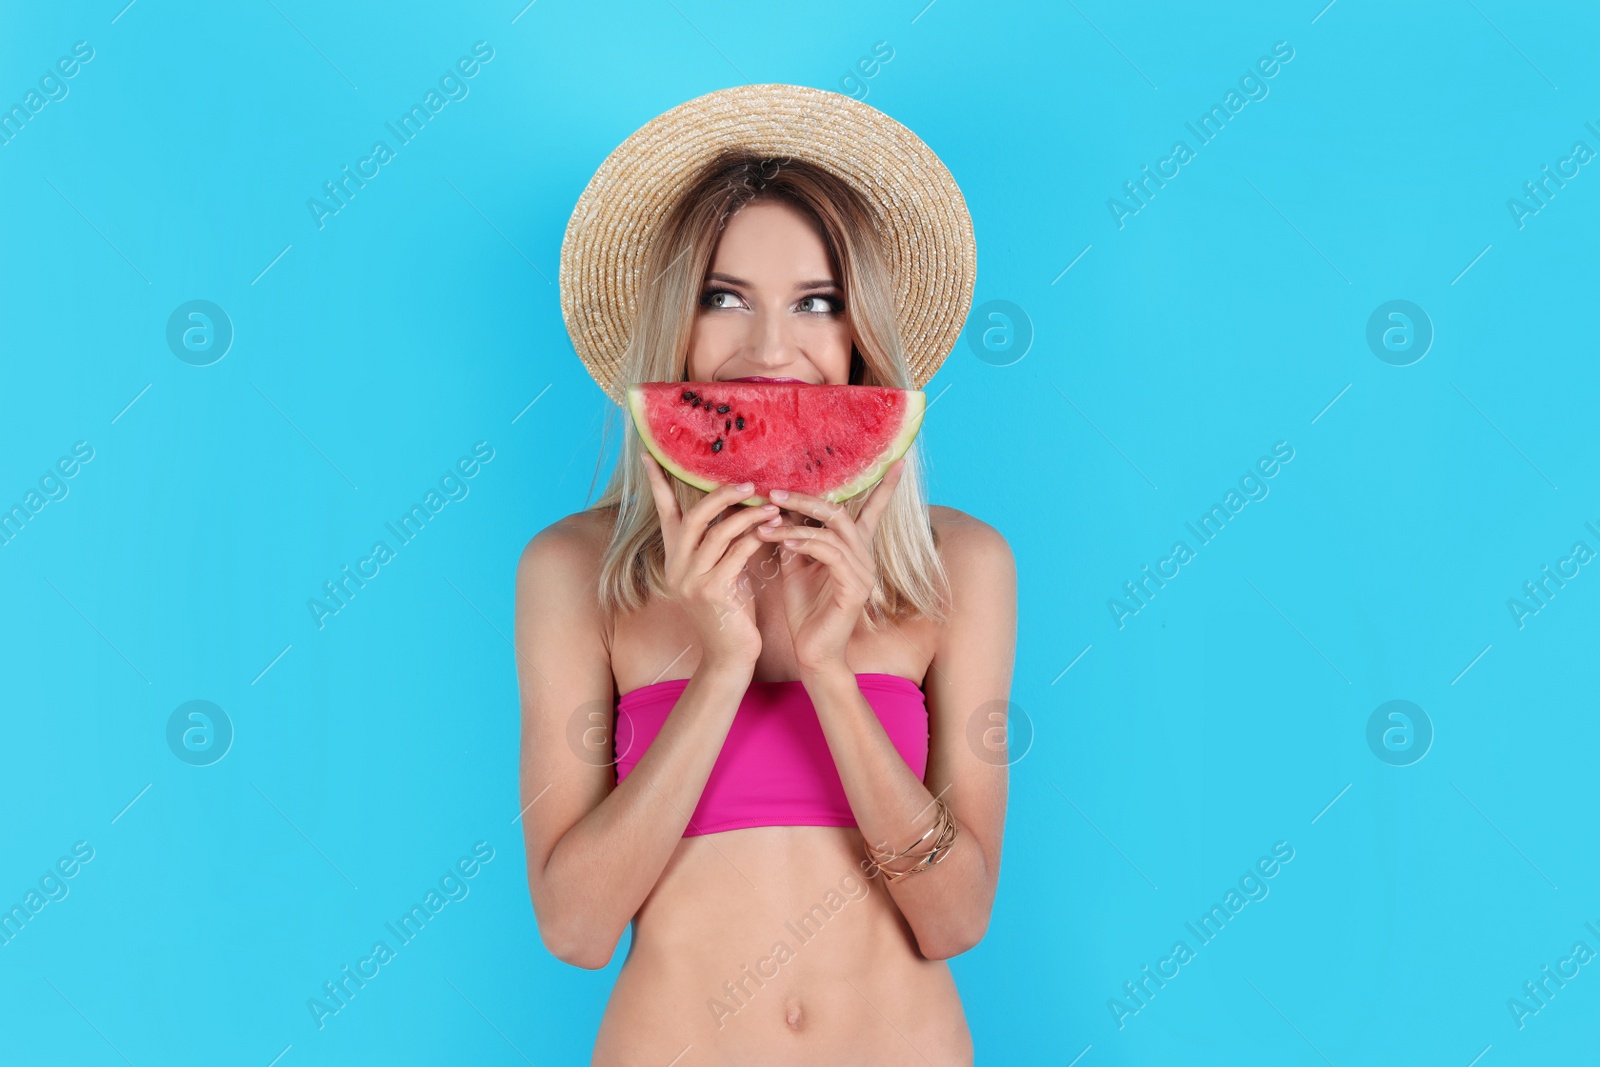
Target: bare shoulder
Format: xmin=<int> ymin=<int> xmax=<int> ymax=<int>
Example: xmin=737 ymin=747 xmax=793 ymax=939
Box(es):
xmin=514 ymin=506 xmax=618 ymax=609
xmin=928 ymin=504 xmax=1015 ymax=575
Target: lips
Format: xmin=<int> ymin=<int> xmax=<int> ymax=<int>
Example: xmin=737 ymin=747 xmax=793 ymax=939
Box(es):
xmin=724 ymin=375 xmax=807 ymax=383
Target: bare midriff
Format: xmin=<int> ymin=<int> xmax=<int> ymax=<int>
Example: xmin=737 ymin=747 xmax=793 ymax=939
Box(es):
xmin=590 ymin=508 xmax=973 ymax=1065
xmin=593 ymin=825 xmax=973 ymax=1066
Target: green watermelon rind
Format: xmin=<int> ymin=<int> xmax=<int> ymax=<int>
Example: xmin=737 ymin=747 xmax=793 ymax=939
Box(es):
xmin=626 ymin=384 xmax=925 ymax=507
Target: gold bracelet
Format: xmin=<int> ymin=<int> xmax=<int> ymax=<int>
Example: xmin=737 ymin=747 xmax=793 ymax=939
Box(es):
xmin=864 ymin=798 xmax=959 ymax=883
xmin=865 ymin=802 xmax=944 ymax=867
xmin=871 ymin=804 xmax=957 ymax=883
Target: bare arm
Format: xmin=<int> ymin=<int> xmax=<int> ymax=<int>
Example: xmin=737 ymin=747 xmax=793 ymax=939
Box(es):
xmin=513 ymin=521 xmax=755 ymax=969
xmin=802 ymin=513 xmax=1016 ymax=959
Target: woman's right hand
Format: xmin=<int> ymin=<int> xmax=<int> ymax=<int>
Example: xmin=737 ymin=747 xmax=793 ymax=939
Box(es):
xmin=640 ymin=450 xmax=779 ymax=670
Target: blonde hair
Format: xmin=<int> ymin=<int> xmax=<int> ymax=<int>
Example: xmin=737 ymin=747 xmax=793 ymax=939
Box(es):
xmin=584 ymin=151 xmax=951 ymax=629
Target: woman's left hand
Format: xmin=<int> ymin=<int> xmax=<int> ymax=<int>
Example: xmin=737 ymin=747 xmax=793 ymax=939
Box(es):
xmin=757 ymin=458 xmax=906 ymax=673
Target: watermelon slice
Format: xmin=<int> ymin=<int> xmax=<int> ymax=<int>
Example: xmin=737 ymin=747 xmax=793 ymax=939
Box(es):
xmin=627 ymin=381 xmax=925 ymax=506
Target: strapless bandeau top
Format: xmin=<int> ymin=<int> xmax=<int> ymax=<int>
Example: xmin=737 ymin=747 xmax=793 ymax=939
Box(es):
xmin=613 ymin=673 xmax=928 ymax=837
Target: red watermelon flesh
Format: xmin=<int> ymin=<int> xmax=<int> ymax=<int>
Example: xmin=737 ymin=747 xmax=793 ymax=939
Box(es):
xmin=627 ymin=381 xmax=925 ymax=506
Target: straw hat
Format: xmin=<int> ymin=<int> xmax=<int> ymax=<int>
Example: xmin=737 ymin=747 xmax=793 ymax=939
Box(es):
xmin=558 ymin=83 xmax=976 ymax=407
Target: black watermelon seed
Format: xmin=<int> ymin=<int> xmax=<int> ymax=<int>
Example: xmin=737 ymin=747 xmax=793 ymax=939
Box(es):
xmin=712 ymin=438 xmax=723 ymax=452
xmin=825 ymin=445 xmax=832 ymax=454
xmin=724 ymin=419 xmax=731 ymax=430
xmin=716 ymin=404 xmax=729 ymax=413
xmin=735 ymin=416 xmax=745 ymax=430
xmin=691 ymin=397 xmax=701 ymax=407
xmin=681 ymin=390 xmax=695 ymax=402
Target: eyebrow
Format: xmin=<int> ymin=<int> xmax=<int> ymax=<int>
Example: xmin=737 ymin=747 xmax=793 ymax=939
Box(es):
xmin=704 ymin=272 xmax=840 ymax=292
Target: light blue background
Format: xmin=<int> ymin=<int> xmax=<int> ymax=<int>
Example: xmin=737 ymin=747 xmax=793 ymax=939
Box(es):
xmin=2 ymin=1 xmax=1596 ymax=1063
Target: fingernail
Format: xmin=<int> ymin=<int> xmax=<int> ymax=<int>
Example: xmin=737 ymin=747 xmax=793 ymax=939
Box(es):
xmin=764 ymin=516 xmax=782 ymax=525
xmin=761 ymin=504 xmax=777 ymax=511
xmin=737 ymin=482 xmax=754 ymax=492
xmin=770 ymin=489 xmax=789 ymax=500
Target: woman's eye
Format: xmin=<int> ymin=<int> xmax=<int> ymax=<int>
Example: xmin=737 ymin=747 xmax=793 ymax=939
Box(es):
xmin=797 ymin=294 xmax=842 ymax=314
xmin=701 ymin=289 xmax=744 ymax=310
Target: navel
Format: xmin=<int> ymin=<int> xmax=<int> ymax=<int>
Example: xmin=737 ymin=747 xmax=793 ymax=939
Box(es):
xmin=784 ymin=995 xmax=804 ymax=1030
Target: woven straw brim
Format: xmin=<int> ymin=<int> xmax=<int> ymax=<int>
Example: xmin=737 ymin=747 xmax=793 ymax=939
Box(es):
xmin=559 ymin=83 xmax=976 ymax=408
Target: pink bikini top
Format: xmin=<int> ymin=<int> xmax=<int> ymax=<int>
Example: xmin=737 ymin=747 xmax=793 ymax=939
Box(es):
xmin=613 ymin=673 xmax=928 ymax=837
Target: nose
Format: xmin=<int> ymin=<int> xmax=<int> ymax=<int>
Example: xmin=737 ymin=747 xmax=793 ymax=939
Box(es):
xmin=746 ymin=302 xmax=797 ymax=370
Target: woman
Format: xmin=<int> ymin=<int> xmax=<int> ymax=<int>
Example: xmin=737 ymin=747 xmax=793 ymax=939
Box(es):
xmin=514 ymin=85 xmax=1016 ymax=1065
